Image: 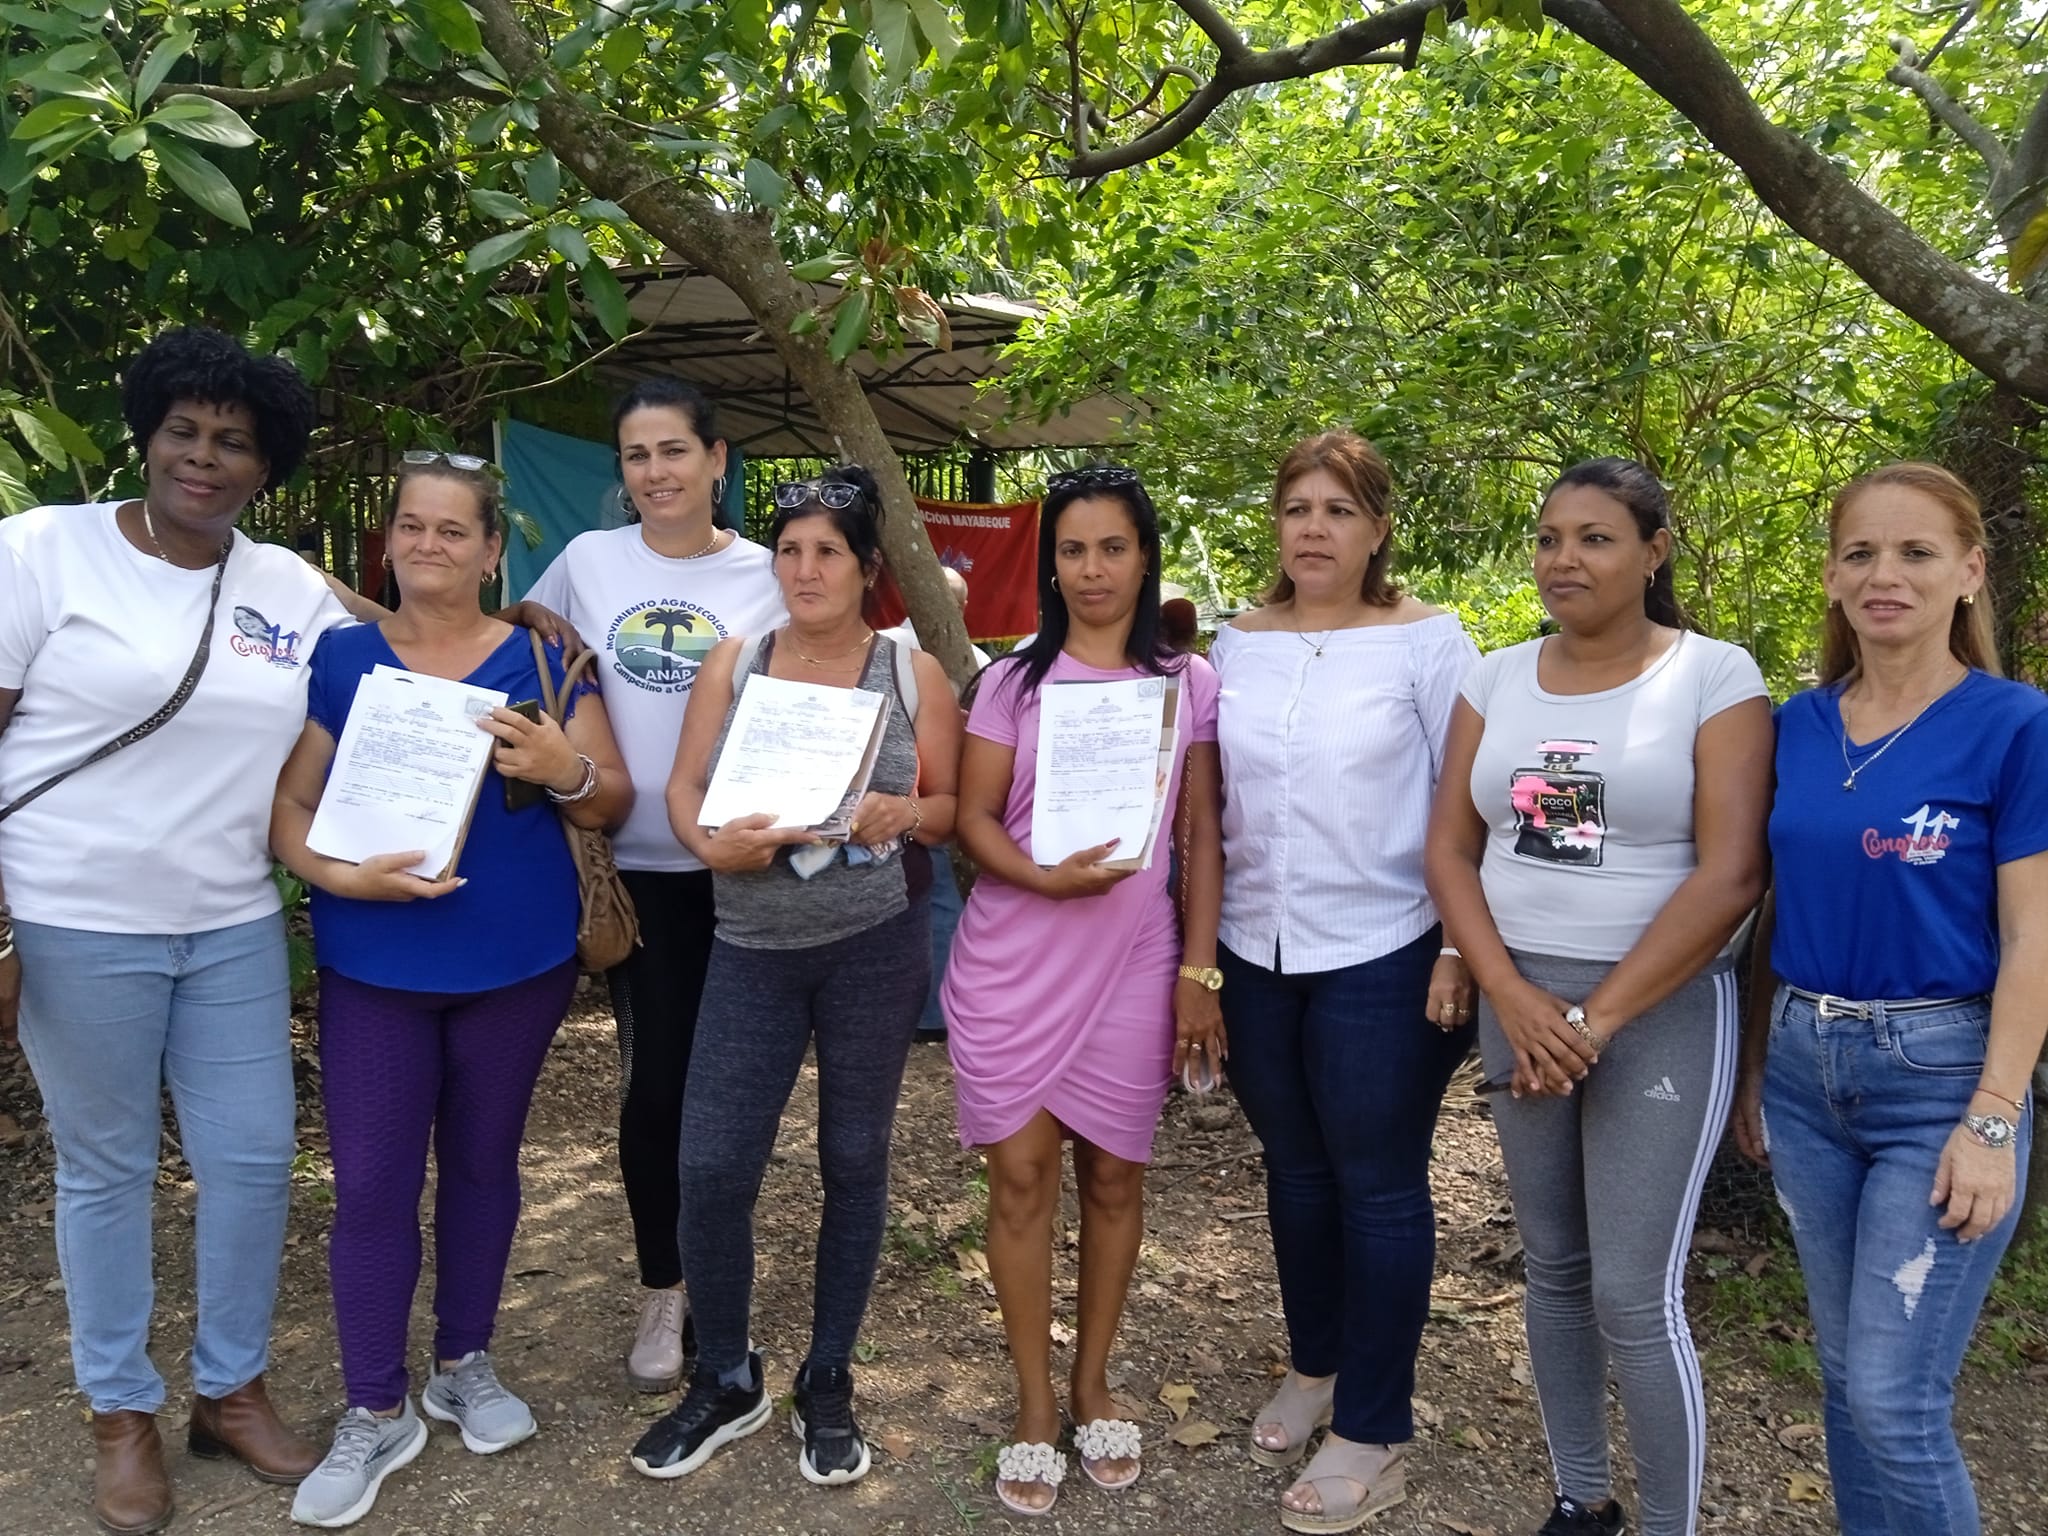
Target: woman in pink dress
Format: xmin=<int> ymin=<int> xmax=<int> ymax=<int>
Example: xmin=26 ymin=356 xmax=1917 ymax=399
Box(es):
xmin=942 ymin=465 xmax=1224 ymax=1517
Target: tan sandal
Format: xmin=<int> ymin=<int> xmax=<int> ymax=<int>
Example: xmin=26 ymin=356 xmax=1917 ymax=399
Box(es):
xmin=1279 ymin=1438 xmax=1407 ymax=1534
xmin=1248 ymin=1370 xmax=1335 ymax=1468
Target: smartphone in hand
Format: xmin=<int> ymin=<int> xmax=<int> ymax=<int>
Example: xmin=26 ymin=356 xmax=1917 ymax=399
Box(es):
xmin=500 ymin=699 xmax=546 ymax=811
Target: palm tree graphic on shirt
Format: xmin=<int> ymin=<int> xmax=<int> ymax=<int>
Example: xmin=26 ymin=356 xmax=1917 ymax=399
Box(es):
xmin=642 ymin=608 xmax=697 ymax=653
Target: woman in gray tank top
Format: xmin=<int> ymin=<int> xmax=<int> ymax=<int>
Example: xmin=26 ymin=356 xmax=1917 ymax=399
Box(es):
xmin=629 ymin=467 xmax=962 ymax=1491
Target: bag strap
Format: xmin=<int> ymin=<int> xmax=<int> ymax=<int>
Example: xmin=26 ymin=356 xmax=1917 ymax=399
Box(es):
xmin=888 ymin=633 xmax=920 ymax=722
xmin=527 ymin=628 xmax=603 ymax=726
xmin=0 ymin=540 xmax=232 ymax=825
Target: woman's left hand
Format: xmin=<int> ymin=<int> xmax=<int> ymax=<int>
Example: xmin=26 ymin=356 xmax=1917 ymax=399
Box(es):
xmin=1931 ymin=1122 xmax=2018 ymax=1242
xmin=1424 ymin=953 xmax=1476 ymax=1033
xmin=479 ymin=706 xmax=583 ymax=792
xmin=848 ymin=792 xmax=918 ymax=848
xmin=1172 ymin=978 xmax=1227 ymax=1086
xmin=499 ymin=600 xmax=586 ymax=654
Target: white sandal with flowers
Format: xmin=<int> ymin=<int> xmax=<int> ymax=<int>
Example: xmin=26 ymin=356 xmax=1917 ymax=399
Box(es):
xmin=1074 ymin=1417 xmax=1143 ymax=1491
xmin=994 ymin=1440 xmax=1066 ymax=1517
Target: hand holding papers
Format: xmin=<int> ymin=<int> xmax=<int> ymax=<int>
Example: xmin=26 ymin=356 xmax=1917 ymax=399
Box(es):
xmin=307 ymin=667 xmax=508 ymax=880
xmin=699 ymin=674 xmax=887 ymax=837
xmin=1031 ymin=676 xmax=1182 ymax=871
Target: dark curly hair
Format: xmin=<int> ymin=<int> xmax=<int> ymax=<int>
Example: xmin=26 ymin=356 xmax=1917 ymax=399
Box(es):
xmin=119 ymin=327 xmax=316 ymax=492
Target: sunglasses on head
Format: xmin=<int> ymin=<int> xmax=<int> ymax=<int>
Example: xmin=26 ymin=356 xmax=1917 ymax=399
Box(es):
xmin=773 ymin=479 xmax=864 ymax=511
xmin=1047 ymin=464 xmax=1141 ymax=495
xmin=401 ymin=449 xmax=501 ymax=477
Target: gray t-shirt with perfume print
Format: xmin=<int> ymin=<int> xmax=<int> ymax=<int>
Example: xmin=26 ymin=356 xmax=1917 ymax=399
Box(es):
xmin=1461 ymin=631 xmax=1767 ymax=963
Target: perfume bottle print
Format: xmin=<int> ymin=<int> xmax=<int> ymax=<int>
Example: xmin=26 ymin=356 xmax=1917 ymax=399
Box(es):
xmin=1508 ymin=739 xmax=1606 ymax=867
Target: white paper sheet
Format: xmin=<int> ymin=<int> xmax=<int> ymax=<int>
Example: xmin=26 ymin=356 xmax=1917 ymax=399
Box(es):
xmin=307 ymin=667 xmax=508 ymax=879
xmin=699 ymin=674 xmax=887 ymax=831
xmin=1031 ymin=677 xmax=1169 ymax=866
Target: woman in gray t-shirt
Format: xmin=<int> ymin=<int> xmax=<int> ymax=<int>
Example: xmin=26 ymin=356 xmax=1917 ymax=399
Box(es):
xmin=1424 ymin=458 xmax=1772 ymax=1536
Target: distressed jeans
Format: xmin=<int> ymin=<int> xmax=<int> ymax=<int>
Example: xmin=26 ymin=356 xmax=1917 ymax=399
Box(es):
xmin=1761 ymin=987 xmax=2030 ymax=1536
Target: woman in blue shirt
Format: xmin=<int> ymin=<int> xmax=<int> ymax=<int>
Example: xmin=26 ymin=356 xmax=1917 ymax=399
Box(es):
xmin=1734 ymin=461 xmax=2048 ymax=1536
xmin=271 ymin=456 xmax=631 ymax=1528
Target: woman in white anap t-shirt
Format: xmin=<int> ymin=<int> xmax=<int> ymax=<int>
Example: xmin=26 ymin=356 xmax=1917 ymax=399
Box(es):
xmin=0 ymin=328 xmax=361 ymax=1529
xmin=521 ymin=378 xmax=784 ymax=1393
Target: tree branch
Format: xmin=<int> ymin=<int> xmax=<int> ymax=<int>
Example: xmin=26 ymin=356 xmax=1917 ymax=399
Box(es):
xmin=1887 ymin=35 xmax=2008 ymax=178
xmin=2000 ymin=77 xmax=2048 ymax=212
xmin=159 ymin=63 xmax=494 ymax=109
xmin=1065 ymin=0 xmax=1447 ymax=176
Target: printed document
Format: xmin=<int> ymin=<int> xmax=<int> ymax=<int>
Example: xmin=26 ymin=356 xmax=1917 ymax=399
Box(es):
xmin=307 ymin=667 xmax=508 ymax=879
xmin=699 ymin=674 xmax=887 ymax=832
xmin=1031 ymin=676 xmax=1175 ymax=867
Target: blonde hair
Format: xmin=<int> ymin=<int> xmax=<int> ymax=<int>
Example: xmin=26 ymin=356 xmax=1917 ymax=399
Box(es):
xmin=1262 ymin=430 xmax=1401 ymax=608
xmin=1820 ymin=461 xmax=1999 ymax=685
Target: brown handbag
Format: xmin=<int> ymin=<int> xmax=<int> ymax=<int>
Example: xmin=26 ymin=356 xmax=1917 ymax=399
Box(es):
xmin=529 ymin=630 xmax=640 ymax=971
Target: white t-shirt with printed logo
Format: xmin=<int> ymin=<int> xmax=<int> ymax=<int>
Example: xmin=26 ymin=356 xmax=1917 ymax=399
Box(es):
xmin=525 ymin=525 xmax=785 ymax=871
xmin=0 ymin=502 xmax=353 ymax=933
xmin=1461 ymin=629 xmax=1767 ymax=962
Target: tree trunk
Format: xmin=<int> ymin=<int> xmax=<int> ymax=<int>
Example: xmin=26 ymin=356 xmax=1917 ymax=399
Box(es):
xmin=1933 ymin=387 xmax=2043 ymax=675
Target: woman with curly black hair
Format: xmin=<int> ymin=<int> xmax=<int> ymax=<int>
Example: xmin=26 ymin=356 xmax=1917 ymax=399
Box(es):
xmin=0 ymin=327 xmax=353 ymax=1534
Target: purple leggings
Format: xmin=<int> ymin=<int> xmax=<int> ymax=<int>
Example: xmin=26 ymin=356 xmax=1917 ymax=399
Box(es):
xmin=317 ymin=960 xmax=577 ymax=1409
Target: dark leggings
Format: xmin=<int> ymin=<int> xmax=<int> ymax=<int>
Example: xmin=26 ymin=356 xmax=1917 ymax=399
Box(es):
xmin=318 ymin=959 xmax=578 ymax=1409
xmin=607 ymin=868 xmax=718 ymax=1290
xmin=680 ymin=900 xmax=930 ymax=1377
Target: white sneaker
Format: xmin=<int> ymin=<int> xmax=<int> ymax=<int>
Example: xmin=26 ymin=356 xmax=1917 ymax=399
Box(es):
xmin=291 ymin=1401 xmax=428 ymax=1528
xmin=422 ymin=1352 xmax=536 ymax=1454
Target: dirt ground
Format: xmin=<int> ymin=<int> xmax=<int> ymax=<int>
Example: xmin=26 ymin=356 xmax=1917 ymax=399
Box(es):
xmin=2 ymin=980 xmax=2044 ymax=1536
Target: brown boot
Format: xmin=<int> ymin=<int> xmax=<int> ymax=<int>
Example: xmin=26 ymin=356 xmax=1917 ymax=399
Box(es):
xmin=188 ymin=1374 xmax=319 ymax=1484
xmin=91 ymin=1410 xmax=172 ymax=1535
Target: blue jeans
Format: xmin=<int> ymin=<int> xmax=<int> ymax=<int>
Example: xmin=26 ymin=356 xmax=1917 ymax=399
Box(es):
xmin=918 ymin=844 xmax=964 ymax=1033
xmin=1762 ymin=987 xmax=2031 ymax=1536
xmin=1220 ymin=929 xmax=1472 ymax=1442
xmin=13 ymin=914 xmax=296 ymax=1414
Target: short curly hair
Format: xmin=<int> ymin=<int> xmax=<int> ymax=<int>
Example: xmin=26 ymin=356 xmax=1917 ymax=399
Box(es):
xmin=120 ymin=327 xmax=317 ymax=492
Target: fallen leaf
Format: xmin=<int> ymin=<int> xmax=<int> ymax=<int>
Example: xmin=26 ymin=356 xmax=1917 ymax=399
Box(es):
xmin=1187 ymin=1349 xmax=1225 ymax=1377
xmin=1776 ymin=1422 xmax=1825 ymax=1450
xmin=1451 ymin=1425 xmax=1493 ymax=1451
xmin=1167 ymin=1416 xmax=1219 ymax=1447
xmin=1437 ymin=1521 xmax=1499 ymax=1536
xmin=878 ymin=1430 xmax=913 ymax=1460
xmin=1787 ymin=1470 xmax=1827 ymax=1502
xmin=0 ymin=1112 xmax=24 ymax=1148
xmin=1412 ymin=1398 xmax=1444 ymax=1429
xmin=1158 ymin=1381 xmax=1197 ymax=1421
xmin=1744 ymin=1250 xmax=1771 ymax=1278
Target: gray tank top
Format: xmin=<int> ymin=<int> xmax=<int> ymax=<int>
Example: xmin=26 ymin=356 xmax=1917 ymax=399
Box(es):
xmin=708 ymin=631 xmax=923 ymax=950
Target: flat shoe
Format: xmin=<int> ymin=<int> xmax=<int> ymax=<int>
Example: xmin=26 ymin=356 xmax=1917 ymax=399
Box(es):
xmin=1279 ymin=1438 xmax=1407 ymax=1534
xmin=1074 ymin=1417 xmax=1141 ymax=1491
xmin=994 ymin=1440 xmax=1065 ymax=1517
xmin=1249 ymin=1370 xmax=1335 ymax=1469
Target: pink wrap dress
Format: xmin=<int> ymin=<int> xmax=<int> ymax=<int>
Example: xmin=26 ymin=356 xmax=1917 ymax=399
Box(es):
xmin=941 ymin=651 xmax=1220 ymax=1164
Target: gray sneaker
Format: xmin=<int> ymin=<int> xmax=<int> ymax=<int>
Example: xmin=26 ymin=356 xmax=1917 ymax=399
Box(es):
xmin=290 ymin=1401 xmax=428 ymax=1528
xmin=422 ymin=1351 xmax=536 ymax=1454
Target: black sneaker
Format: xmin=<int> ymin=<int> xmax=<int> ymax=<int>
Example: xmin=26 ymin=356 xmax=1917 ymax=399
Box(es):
xmin=1535 ymin=1496 xmax=1627 ymax=1535
xmin=789 ymin=1361 xmax=871 ymax=1486
xmin=628 ymin=1352 xmax=771 ymax=1480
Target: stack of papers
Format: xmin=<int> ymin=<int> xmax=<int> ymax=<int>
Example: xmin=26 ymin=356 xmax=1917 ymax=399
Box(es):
xmin=307 ymin=665 xmax=507 ymax=879
xmin=699 ymin=674 xmax=889 ymax=839
xmin=1031 ymin=675 xmax=1182 ymax=870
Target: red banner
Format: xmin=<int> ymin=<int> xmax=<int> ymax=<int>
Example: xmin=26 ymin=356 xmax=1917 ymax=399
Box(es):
xmin=869 ymin=497 xmax=1041 ymax=642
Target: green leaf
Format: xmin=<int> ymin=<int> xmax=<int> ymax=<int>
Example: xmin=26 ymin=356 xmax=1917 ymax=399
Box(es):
xmin=580 ymin=256 xmax=630 ymax=340
xmin=299 ymin=0 xmax=359 ymax=41
xmin=0 ymin=438 xmax=33 ymax=516
xmin=578 ymin=197 xmax=629 ymax=225
xmin=149 ymin=136 xmax=251 ymax=227
xmin=995 ymin=0 xmax=1031 ymax=49
xmin=598 ymin=25 xmax=643 ymax=77
xmin=1425 ymin=7 xmax=1448 ymax=41
xmin=906 ymin=0 xmax=959 ymax=65
xmin=2009 ymin=207 xmax=2048 ymax=290
xmin=31 ymin=401 xmax=100 ymax=465
xmin=789 ymin=308 xmax=821 ymax=336
xmin=465 ymin=103 xmax=511 ymax=147
xmin=464 ymin=226 xmax=537 ymax=273
xmin=352 ymin=18 xmax=392 ymax=88
xmin=546 ymin=222 xmax=591 ymax=266
xmin=742 ymin=156 xmax=788 ymax=209
xmin=522 ymin=149 xmax=560 ymax=206
xmin=134 ymin=29 xmax=195 ymax=107
xmin=828 ymin=287 xmax=873 ymax=362
xmin=11 ymin=97 xmax=101 ymax=141
xmin=790 ymin=254 xmax=846 ymax=282
xmin=148 ymin=95 xmax=259 ymax=148
xmin=8 ymin=406 xmax=65 ymax=469
xmin=416 ymin=0 xmax=483 ymax=55
xmin=109 ymin=122 xmax=148 ymax=161
xmin=467 ymin=186 xmax=531 ymax=222
xmin=872 ymin=0 xmax=917 ymax=84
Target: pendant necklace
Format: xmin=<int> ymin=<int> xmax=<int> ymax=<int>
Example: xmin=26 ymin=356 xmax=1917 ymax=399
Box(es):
xmin=140 ymin=503 xmax=230 ymax=567
xmin=1297 ymin=629 xmax=1335 ymax=658
xmin=1838 ymin=684 xmax=1949 ymax=791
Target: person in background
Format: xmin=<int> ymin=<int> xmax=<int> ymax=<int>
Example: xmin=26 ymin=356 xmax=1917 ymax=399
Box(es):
xmin=273 ymin=456 xmax=631 ymax=1527
xmin=521 ymin=379 xmax=785 ymax=1394
xmin=1159 ymin=596 xmax=1200 ymax=655
xmin=0 ymin=327 xmax=344 ymax=1534
xmin=1734 ymin=463 xmax=2046 ymax=1536
xmin=1425 ymin=458 xmax=1772 ymax=1536
xmin=631 ymin=466 xmax=959 ymax=1488
xmin=942 ymin=465 xmax=1224 ymax=1516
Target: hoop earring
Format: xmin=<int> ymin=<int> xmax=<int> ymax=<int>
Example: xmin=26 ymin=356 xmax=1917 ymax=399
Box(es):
xmin=381 ymin=553 xmax=392 ymax=570
xmin=615 ymin=484 xmax=636 ymax=519
xmin=1050 ymin=575 xmax=1059 ymax=590
xmin=714 ymin=474 xmax=728 ymax=502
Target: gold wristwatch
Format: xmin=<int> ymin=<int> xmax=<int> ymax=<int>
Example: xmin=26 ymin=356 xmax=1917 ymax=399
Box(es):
xmin=1178 ymin=964 xmax=1224 ymax=991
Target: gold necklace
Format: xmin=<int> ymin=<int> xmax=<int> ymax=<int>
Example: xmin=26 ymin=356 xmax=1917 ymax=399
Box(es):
xmin=1837 ymin=676 xmax=1957 ymax=791
xmin=792 ymin=629 xmax=875 ymax=666
xmin=677 ymin=526 xmax=725 ymax=559
xmin=140 ymin=503 xmax=230 ymax=567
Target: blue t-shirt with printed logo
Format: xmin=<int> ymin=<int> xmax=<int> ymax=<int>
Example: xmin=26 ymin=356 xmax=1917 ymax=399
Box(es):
xmin=1769 ymin=669 xmax=2048 ymax=999
xmin=305 ymin=623 xmax=589 ymax=993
